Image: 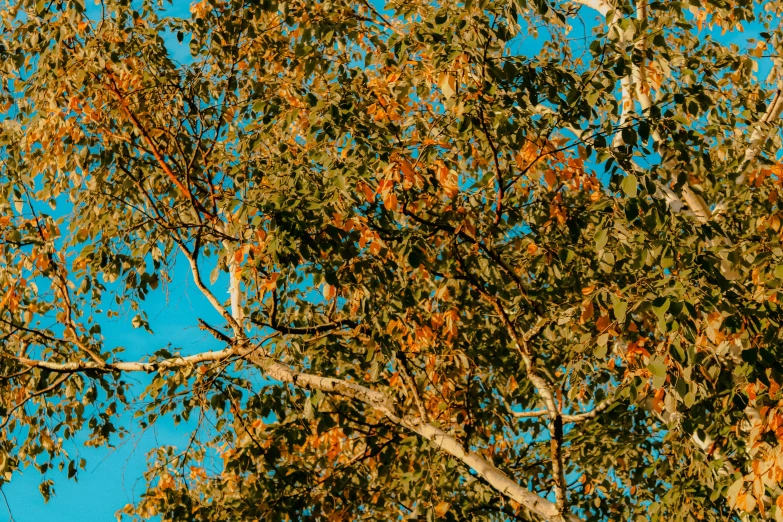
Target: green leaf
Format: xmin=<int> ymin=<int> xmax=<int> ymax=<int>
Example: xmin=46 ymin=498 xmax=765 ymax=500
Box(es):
xmin=649 ymin=356 xmax=667 ymax=389
xmin=595 ymin=228 xmax=608 ymax=251
xmin=611 ymin=294 xmax=627 ymax=323
xmin=621 ymin=174 xmax=638 ymax=198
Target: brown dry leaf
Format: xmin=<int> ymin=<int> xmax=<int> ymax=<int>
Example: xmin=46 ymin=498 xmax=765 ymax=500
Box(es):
xmin=359 ymin=182 xmax=375 ymax=203
xmin=596 ymin=315 xmax=611 ymax=331
xmin=580 ymin=301 xmax=594 ymax=324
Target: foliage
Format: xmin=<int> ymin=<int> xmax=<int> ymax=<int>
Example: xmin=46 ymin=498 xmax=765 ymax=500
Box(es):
xmin=2 ymin=0 xmax=783 ymax=520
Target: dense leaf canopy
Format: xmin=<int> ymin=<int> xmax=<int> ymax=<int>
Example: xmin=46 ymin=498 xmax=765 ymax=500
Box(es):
xmin=2 ymin=0 xmax=783 ymax=520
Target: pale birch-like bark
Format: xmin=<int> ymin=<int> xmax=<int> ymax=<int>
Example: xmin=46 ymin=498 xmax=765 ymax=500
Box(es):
xmin=11 ymin=347 xmax=580 ymax=522
xmin=223 ymin=239 xmax=244 ymax=330
xmin=736 ymin=80 xmax=783 ymax=184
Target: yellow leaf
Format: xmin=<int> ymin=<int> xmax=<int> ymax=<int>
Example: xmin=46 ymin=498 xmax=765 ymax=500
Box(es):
xmin=438 ymin=72 xmax=455 ymax=99
xmin=727 ymin=477 xmax=745 ymax=509
xmin=737 ymin=492 xmax=756 ymax=513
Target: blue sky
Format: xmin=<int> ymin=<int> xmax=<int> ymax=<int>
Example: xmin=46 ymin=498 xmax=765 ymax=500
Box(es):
xmin=3 ymin=257 xmax=224 ymax=521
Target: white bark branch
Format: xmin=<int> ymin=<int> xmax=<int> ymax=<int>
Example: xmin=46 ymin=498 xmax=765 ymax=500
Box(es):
xmin=9 ymin=348 xmax=581 ymax=522
xmin=508 ymin=392 xmax=619 ymax=423
xmin=573 ymin=0 xmax=710 ymax=222
xmin=737 ymin=80 xmax=783 ymax=183
xmin=175 ymin=240 xmax=243 ymax=337
xmin=223 ymin=240 xmax=244 ymax=330
xmin=572 ymin=0 xmax=610 ymax=16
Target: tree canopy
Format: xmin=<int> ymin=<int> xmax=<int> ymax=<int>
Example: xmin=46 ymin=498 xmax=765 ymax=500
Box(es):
xmin=2 ymin=0 xmax=783 ymax=520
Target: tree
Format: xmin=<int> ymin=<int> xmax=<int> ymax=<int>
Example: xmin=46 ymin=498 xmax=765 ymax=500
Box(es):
xmin=2 ymin=0 xmax=783 ymax=519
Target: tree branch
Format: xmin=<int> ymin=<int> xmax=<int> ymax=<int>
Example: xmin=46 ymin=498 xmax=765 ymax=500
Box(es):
xmin=737 ymin=79 xmax=783 ymax=183
xmin=9 ymin=346 xmax=580 ymax=522
xmin=478 ymin=106 xmax=505 ymax=224
xmin=507 ymin=389 xmax=622 ymax=423
xmin=454 ymin=249 xmax=568 ymax=516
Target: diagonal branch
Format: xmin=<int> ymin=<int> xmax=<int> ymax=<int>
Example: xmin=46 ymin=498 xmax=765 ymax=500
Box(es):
xmin=737 ymin=79 xmax=783 ymax=183
xmin=10 ymin=347 xmax=581 ymax=522
xmin=454 ymin=249 xmax=568 ymax=516
xmin=176 ymin=240 xmax=243 ymax=337
xmin=103 ymin=70 xmax=214 ymax=222
xmin=223 ymin=239 xmax=245 ymax=332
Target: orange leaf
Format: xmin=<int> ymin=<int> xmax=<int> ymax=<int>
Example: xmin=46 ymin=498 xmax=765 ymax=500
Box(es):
xmin=359 ymin=182 xmax=375 ymax=203
xmin=400 ymin=159 xmax=416 ymax=184
xmin=747 ymin=383 xmax=757 ymax=401
xmin=434 ymin=501 xmax=450 ymax=517
xmin=544 ymin=170 xmax=558 ymax=189
xmin=383 ymin=192 xmax=398 ymax=212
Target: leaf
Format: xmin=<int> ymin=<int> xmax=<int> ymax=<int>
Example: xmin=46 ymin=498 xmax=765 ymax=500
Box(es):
xmin=621 ymin=174 xmax=637 ymax=198
xmin=544 ymin=169 xmax=558 ymax=188
xmin=438 ymin=72 xmax=455 ymax=99
xmin=383 ymin=191 xmax=398 ymax=211
xmin=596 ymin=315 xmax=610 ymax=331
xmin=726 ymin=477 xmax=745 ymax=509
xmin=594 ymin=228 xmax=608 ymax=251
xmin=595 ymin=335 xmax=609 ymax=356
xmin=304 ymin=397 xmax=314 ymax=420
xmin=610 ymin=295 xmax=627 ymax=323
xmin=775 ymin=496 xmax=783 ymax=522
xmin=648 ymin=356 xmax=667 ymax=389
xmin=580 ymin=301 xmax=594 ymax=323
xmin=359 ymin=182 xmax=375 ymax=203
xmin=434 ymin=502 xmax=450 ymax=517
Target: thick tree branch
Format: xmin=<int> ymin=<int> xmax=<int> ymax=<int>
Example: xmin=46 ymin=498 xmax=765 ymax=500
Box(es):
xmin=737 ymin=79 xmax=783 ymax=183
xmin=223 ymin=239 xmax=245 ymax=331
xmin=9 ymin=345 xmax=580 ymax=522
